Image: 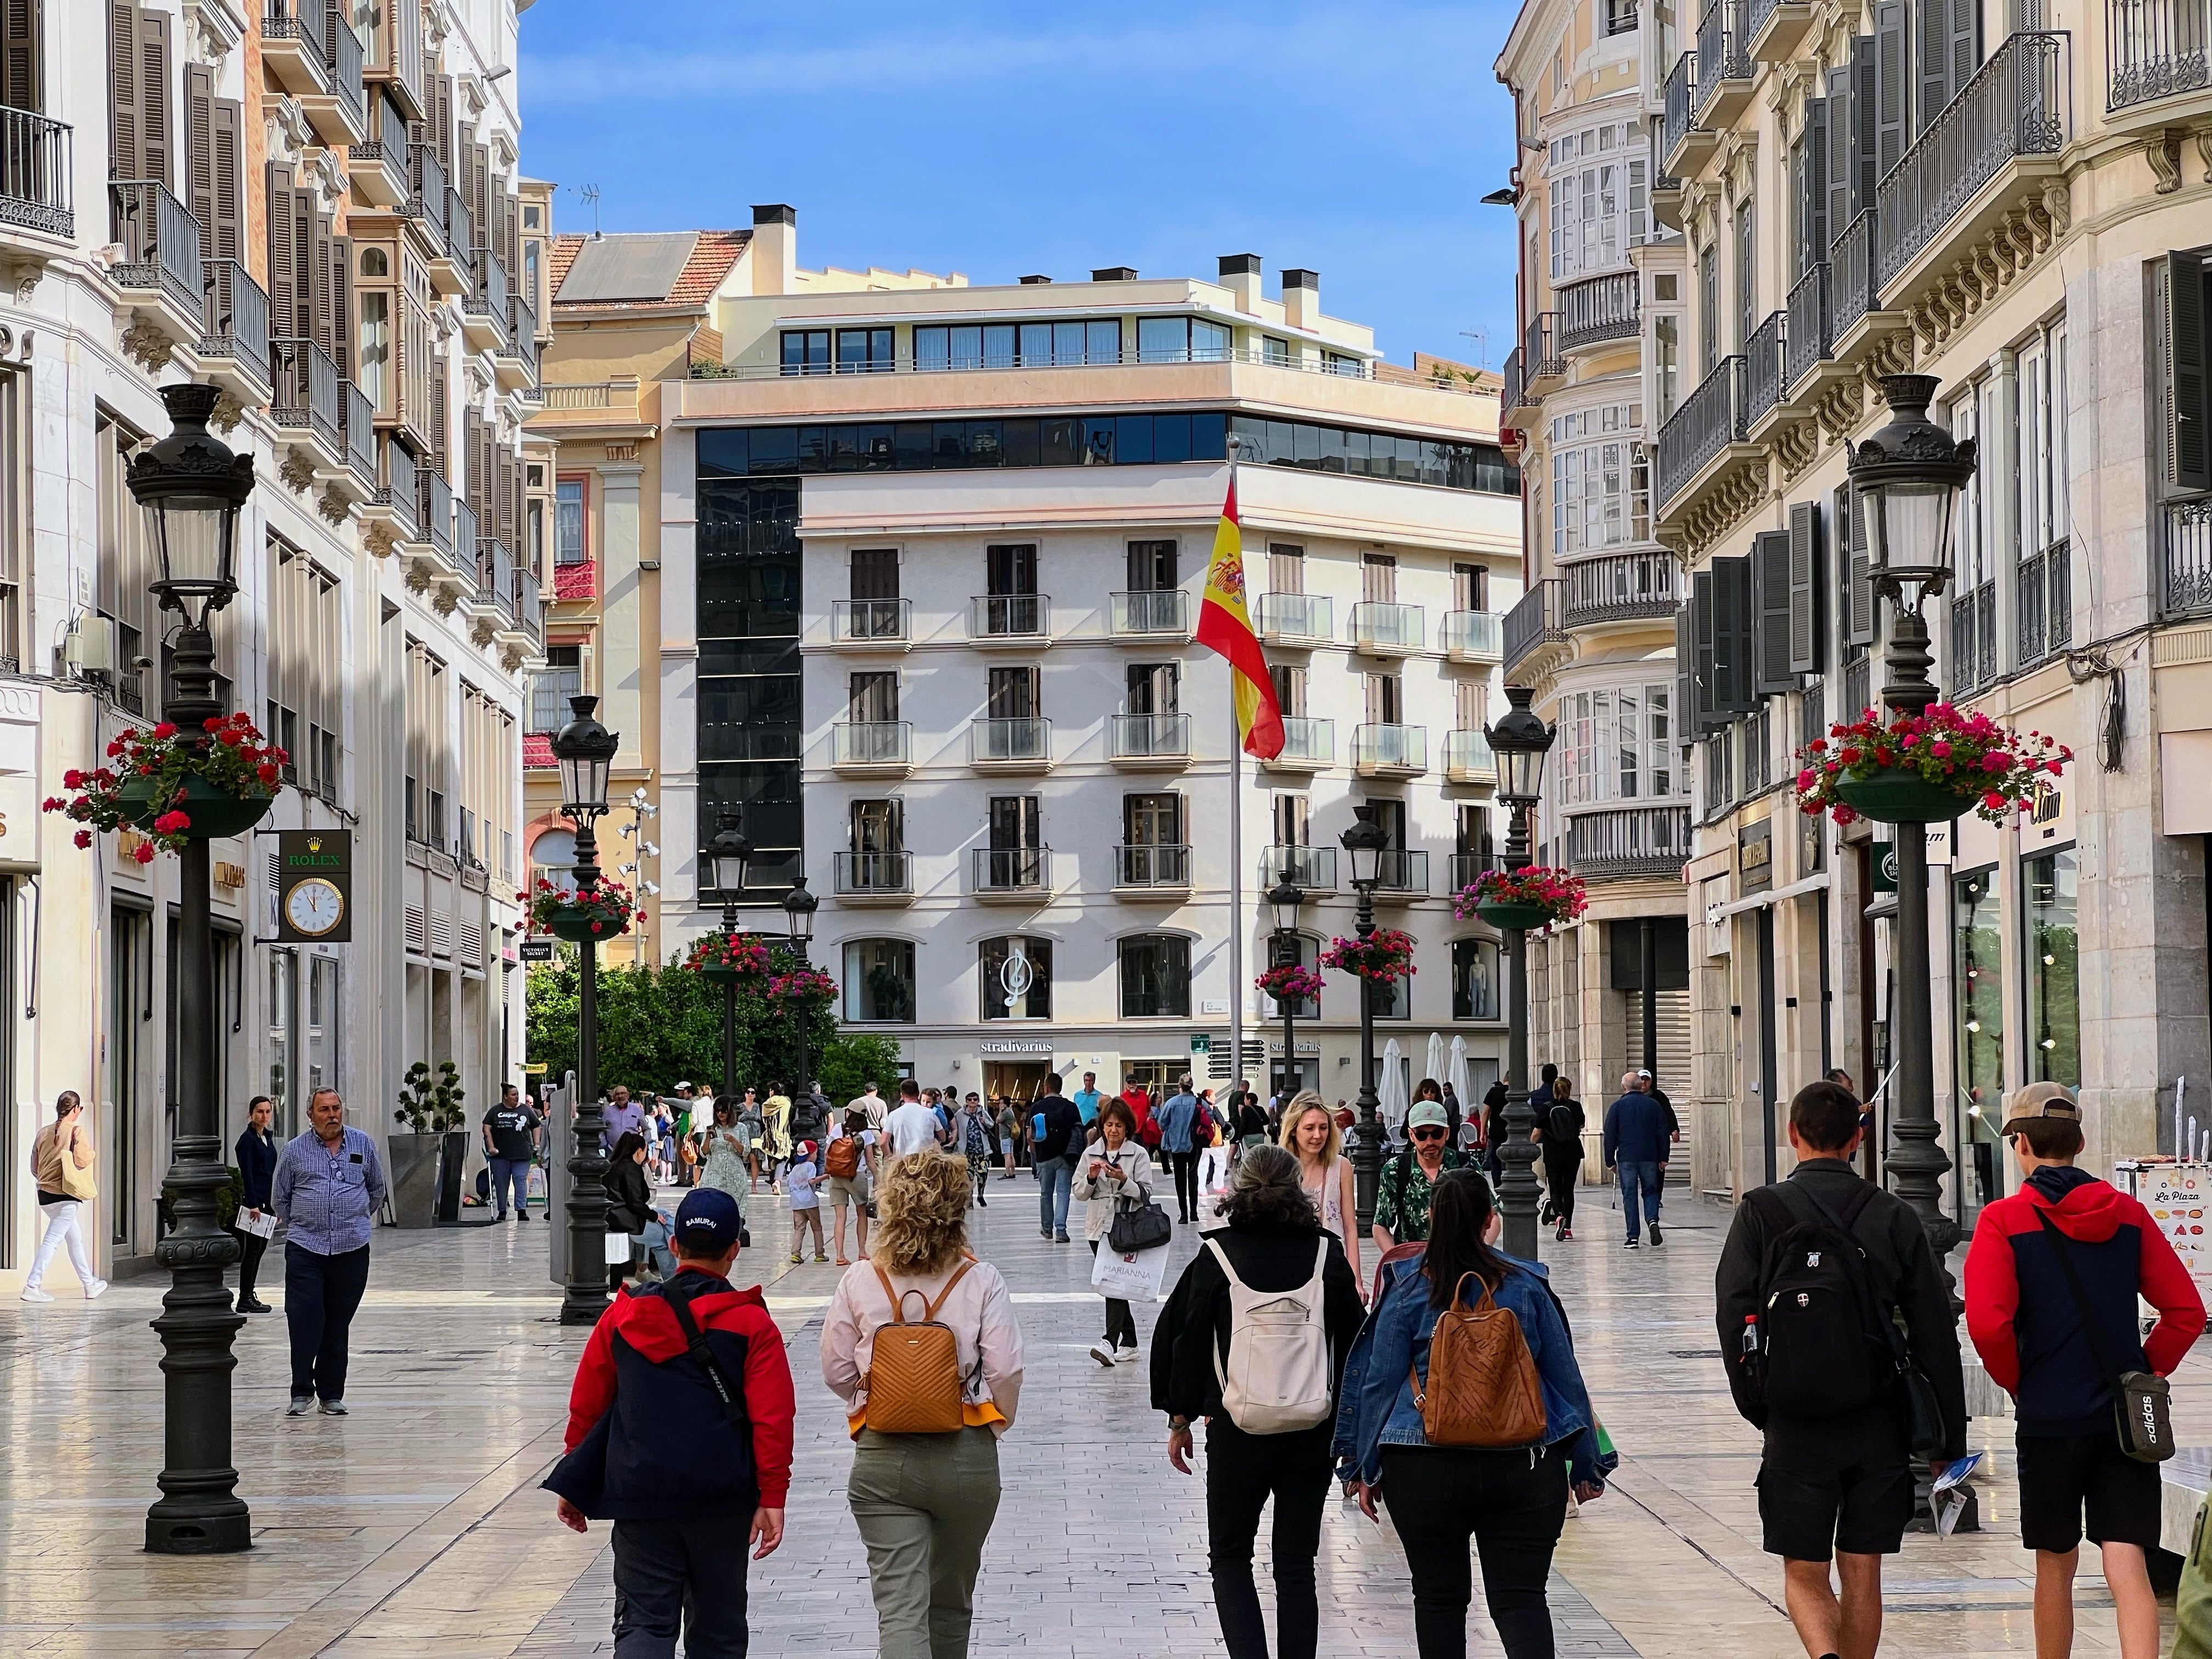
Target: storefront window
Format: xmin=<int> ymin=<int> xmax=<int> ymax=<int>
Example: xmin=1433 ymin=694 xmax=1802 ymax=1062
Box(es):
xmin=1453 ymin=938 xmax=1500 ymax=1020
xmin=981 ymin=936 xmax=1052 ymax=1021
xmin=842 ymin=939 xmax=915 ymax=1023
xmin=2024 ymin=849 xmax=2080 ymax=1088
xmin=1953 ymin=870 xmax=2004 ymax=1217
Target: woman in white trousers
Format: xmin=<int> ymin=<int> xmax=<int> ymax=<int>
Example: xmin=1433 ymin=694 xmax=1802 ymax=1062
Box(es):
xmin=22 ymin=1091 xmax=106 ymax=1301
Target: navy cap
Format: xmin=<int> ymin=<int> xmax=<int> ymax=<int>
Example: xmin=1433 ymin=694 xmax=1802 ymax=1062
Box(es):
xmin=674 ymin=1187 xmax=744 ymax=1256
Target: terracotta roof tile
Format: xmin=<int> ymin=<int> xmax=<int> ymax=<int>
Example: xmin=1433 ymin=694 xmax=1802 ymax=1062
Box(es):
xmin=548 ymin=229 xmax=751 ymax=313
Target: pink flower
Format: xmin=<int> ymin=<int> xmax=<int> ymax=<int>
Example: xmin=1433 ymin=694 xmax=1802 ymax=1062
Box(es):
xmin=1984 ymin=792 xmax=2006 ymax=812
xmin=73 ymin=828 xmax=92 ymax=849
xmin=152 ymin=810 xmax=191 ymax=835
xmin=1796 ymin=769 xmax=1816 ymax=790
xmin=132 ymin=841 xmax=155 ymax=865
xmin=1931 ymin=741 xmax=1951 ymax=758
xmin=1982 ymin=752 xmax=2010 ymax=773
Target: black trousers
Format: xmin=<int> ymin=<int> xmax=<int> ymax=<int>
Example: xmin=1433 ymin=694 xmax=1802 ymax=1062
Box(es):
xmin=1207 ymin=1417 xmax=1333 ymax=1659
xmin=1380 ymin=1444 xmax=1570 ymax=1659
xmin=233 ymin=1226 xmax=268 ymax=1301
xmin=1170 ymin=1150 xmax=1200 ymax=1219
xmin=284 ymin=1243 xmax=370 ymax=1401
xmin=611 ymin=1513 xmax=753 ymax=1658
xmin=1087 ymin=1242 xmax=1138 ymax=1347
xmin=1541 ymin=1153 xmax=1580 ymax=1226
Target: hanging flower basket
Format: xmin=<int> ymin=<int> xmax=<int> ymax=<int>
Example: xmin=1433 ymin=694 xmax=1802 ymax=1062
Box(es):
xmin=44 ymin=713 xmax=287 ymax=859
xmin=1794 ymin=703 xmax=2070 ymax=827
xmin=1456 ymin=865 xmax=1587 ymax=933
xmin=1320 ymin=928 xmax=1418 ymax=985
xmin=523 ymin=875 xmax=635 ymax=942
xmin=1253 ymin=962 xmax=1325 ymax=1005
xmin=767 ymin=966 xmax=838 ymax=1004
xmin=682 ymin=932 xmax=770 ymax=984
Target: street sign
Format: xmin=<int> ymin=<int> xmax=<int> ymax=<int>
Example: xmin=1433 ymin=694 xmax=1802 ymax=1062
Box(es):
xmin=520 ymin=938 xmax=553 ymax=963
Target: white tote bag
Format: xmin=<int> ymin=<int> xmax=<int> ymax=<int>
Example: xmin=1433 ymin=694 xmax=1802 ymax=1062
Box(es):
xmin=1090 ymin=1238 xmax=1169 ymax=1301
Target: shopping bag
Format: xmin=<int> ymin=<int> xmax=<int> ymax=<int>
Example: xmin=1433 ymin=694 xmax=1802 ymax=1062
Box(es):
xmin=1090 ymin=1239 xmax=1169 ymax=1301
xmin=602 ymin=1231 xmax=634 ymax=1266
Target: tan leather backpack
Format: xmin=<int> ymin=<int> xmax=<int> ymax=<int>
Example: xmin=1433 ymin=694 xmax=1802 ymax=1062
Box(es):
xmin=861 ymin=1258 xmax=978 ymax=1435
xmin=1410 ymin=1271 xmax=1547 ymax=1448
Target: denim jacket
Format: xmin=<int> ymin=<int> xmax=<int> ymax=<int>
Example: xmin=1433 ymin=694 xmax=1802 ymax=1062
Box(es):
xmin=1332 ymin=1249 xmax=1606 ymax=1491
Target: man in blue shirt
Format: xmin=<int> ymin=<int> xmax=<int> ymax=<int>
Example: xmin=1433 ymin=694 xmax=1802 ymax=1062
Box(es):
xmin=1071 ymin=1071 xmax=1104 ymax=1127
xmin=273 ymin=1087 xmax=388 ymax=1415
xmin=1155 ymin=1074 xmax=1203 ymax=1223
xmin=1601 ymin=1071 xmax=1672 ymax=1250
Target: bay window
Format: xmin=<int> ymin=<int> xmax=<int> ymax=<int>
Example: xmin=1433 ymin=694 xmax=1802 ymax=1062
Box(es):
xmin=1549 ymin=403 xmax=1647 ymax=557
xmin=1555 ymin=682 xmax=1677 ymax=805
xmin=1547 ymin=122 xmax=1649 ymax=281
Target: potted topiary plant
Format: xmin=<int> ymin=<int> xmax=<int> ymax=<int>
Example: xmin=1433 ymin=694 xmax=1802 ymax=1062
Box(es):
xmin=390 ymin=1060 xmax=470 ymax=1228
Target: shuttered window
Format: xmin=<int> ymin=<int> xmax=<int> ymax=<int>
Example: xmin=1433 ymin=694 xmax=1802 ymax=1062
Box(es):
xmin=1838 ymin=483 xmax=1875 ymax=647
xmin=1874 ymin=0 xmax=1908 ymax=178
xmin=1753 ymin=529 xmax=1796 ymax=695
xmin=109 ymin=0 xmax=172 ymax=188
xmin=1675 ymin=600 xmax=1697 ymax=747
xmin=1787 ymin=499 xmax=1825 ymax=676
xmin=1850 ymin=37 xmax=1878 ymax=216
xmin=1797 ymin=97 xmax=1829 ymax=278
xmin=1917 ymin=0 xmax=1979 ymax=136
xmin=3 ymin=0 xmax=40 ymax=112
xmin=1361 ymin=551 xmax=1397 ymax=603
xmin=1270 ymin=663 xmax=1305 ymax=719
xmin=1735 ymin=198 xmax=1757 ymax=355
xmin=2165 ymin=251 xmax=2210 ymax=493
xmin=1691 ymin=569 xmax=1719 ymax=732
xmin=1825 ymin=66 xmax=1854 ymax=256
xmin=1711 ymin=554 xmax=1757 ymax=719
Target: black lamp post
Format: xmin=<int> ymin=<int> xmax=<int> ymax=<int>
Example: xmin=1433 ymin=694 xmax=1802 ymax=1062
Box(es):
xmin=708 ymin=809 xmax=753 ymax=1105
xmin=1267 ymin=877 xmax=1305 ymax=1104
xmin=1852 ymin=374 xmax=1978 ymax=1304
xmin=783 ymin=877 xmax=819 ymax=1108
xmin=1485 ymin=684 xmax=1556 ymax=1261
xmin=1340 ymin=804 xmax=1388 ymax=1230
xmin=552 ymin=695 xmax=618 ymax=1327
xmin=133 ymin=382 xmax=255 ymax=1556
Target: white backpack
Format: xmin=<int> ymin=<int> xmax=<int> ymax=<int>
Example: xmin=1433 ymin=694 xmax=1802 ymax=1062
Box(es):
xmin=1205 ymin=1236 xmax=1334 ymax=1434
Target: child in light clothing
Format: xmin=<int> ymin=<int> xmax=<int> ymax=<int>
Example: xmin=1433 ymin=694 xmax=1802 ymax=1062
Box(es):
xmin=787 ymin=1142 xmax=826 ymax=1263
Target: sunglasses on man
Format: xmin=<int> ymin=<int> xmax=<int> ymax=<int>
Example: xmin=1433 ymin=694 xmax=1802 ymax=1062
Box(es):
xmin=1412 ymin=1126 xmax=1447 ymax=1143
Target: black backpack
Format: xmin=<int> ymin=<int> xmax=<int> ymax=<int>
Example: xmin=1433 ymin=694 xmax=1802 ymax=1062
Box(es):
xmin=1547 ymin=1099 xmax=1581 ymax=1144
xmin=1740 ymin=1180 xmax=1893 ymax=1420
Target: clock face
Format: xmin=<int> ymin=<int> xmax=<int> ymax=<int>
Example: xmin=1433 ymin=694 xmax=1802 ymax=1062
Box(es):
xmin=286 ymin=878 xmax=345 ymax=936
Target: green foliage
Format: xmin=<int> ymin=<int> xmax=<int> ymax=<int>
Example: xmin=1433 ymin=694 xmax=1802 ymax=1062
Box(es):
xmin=524 ymin=941 xmax=839 ymax=1096
xmin=396 ymin=1058 xmax=468 ymax=1132
xmin=816 ymin=1032 xmax=905 ymax=1107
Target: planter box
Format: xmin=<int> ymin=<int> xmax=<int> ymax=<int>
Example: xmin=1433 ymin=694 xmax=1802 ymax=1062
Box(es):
xmin=118 ymin=774 xmax=273 ymax=839
xmin=1833 ymin=767 xmax=1971 ymax=825
xmin=386 ymin=1133 xmax=442 ymax=1229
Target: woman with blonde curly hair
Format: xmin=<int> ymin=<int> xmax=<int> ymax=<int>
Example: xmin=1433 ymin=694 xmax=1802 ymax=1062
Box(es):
xmin=1279 ymin=1089 xmax=1361 ymax=1291
xmin=821 ymin=1152 xmax=1026 ymax=1658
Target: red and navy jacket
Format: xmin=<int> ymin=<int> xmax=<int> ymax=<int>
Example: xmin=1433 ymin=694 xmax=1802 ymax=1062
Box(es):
xmin=562 ymin=1268 xmax=795 ymax=1517
xmin=1964 ymin=1166 xmax=2205 ymax=1437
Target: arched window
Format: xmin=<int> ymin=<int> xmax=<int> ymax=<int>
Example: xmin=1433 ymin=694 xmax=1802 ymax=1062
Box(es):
xmin=979 ymin=936 xmax=1051 ymax=1021
xmin=530 ymin=828 xmax=576 ymax=896
xmin=1118 ymin=933 xmax=1190 ymax=1019
xmin=1364 ymin=935 xmax=1414 ymax=1022
xmin=359 ymin=247 xmax=390 ymax=278
xmin=1453 ymin=938 xmax=1501 ymax=1022
xmin=841 ymin=939 xmax=915 ymax=1023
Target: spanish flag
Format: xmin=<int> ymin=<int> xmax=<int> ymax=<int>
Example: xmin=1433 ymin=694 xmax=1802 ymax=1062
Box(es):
xmin=1195 ymin=477 xmax=1284 ymax=760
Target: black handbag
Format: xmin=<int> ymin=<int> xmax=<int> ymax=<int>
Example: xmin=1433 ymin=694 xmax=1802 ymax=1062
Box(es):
xmin=2037 ymin=1211 xmax=2175 ymax=1463
xmin=1093 ymin=1147 xmax=1170 ymax=1252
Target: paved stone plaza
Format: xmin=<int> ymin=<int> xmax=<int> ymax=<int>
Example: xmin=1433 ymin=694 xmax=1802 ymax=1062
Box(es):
xmin=3 ymin=1178 xmax=2201 ymax=1656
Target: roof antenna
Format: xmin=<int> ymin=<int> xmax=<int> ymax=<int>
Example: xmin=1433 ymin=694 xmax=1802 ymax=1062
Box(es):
xmin=1459 ymin=326 xmax=1489 ymax=369
xmin=575 ymin=184 xmax=601 ymax=240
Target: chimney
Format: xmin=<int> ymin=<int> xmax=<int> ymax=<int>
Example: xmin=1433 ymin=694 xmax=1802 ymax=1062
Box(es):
xmin=1018 ymin=274 xmax=1053 ymax=285
xmin=1218 ymin=253 xmax=1262 ymax=315
xmin=751 ymin=204 xmax=795 ymax=296
xmin=1282 ymin=268 xmax=1319 ymax=332
xmin=1091 ymin=266 xmax=1138 ymax=283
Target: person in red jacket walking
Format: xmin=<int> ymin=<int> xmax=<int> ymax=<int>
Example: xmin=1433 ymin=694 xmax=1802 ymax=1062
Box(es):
xmin=548 ymin=1187 xmax=795 ymax=1658
xmin=1965 ymin=1082 xmax=2206 ymax=1659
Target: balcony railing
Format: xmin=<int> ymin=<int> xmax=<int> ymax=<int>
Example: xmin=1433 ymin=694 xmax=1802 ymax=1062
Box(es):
xmin=514 ymin=566 xmax=543 ymax=648
xmin=1784 ymin=262 xmax=1832 ymax=393
xmin=1447 ymin=851 xmax=1500 ymax=892
xmin=1875 ymin=33 xmax=2067 ymax=292
xmin=1444 ymin=729 xmax=1497 ymax=782
xmin=506 ymin=290 xmax=540 ymax=380
xmin=2109 ymin=0 xmax=2210 ymax=109
xmin=1844 ymin=653 xmax=1872 ymax=724
xmin=1832 ymin=209 xmax=1879 ymax=335
xmin=1695 ymin=0 xmax=1750 ymax=109
xmin=420 ymin=466 xmax=453 ymax=556
xmin=2165 ymin=499 xmax=2212 ymax=617
xmin=1273 ymin=716 xmax=1334 ymax=766
xmin=341 ymin=380 xmax=376 ymax=484
xmin=1745 ymin=310 xmax=1787 ymax=425
xmin=270 ymin=335 xmax=340 ymax=449
xmin=380 ymin=436 xmax=419 ymax=534
xmin=834 ymin=850 xmax=913 ymax=896
xmin=1567 ymin=804 xmax=1692 ymax=876
xmin=1749 ymin=0 xmax=1782 ymax=41
xmin=830 ymin=597 xmax=910 ymax=642
xmin=1260 ymin=844 xmax=1337 ymax=891
xmin=833 ymin=721 xmax=912 ymax=768
xmin=325 ymin=9 xmax=365 ymax=133
xmin=1109 ymin=713 xmax=1191 ymax=760
xmin=476 ymin=534 xmax=514 ymax=613
xmin=972 ymin=847 xmax=1048 ymax=893
xmin=1114 ymin=844 xmax=1190 ymax=888
xmin=469 ymin=248 xmax=510 ymax=344
xmin=2017 ymin=539 xmax=2072 ymax=665
xmin=1351 ymin=600 xmax=1424 ymax=653
xmin=1560 ymin=551 xmax=1678 ymax=626
xmin=969 ymin=716 xmax=1052 ymax=765
xmin=1949 ymin=580 xmax=1998 ymax=696
xmin=200 ymin=258 xmax=270 ymax=387
xmin=109 ymin=179 xmax=204 ymax=318
xmin=407 ymin=142 xmax=447 ymax=248
xmin=1523 ymin=312 xmax=1562 ymax=380
xmin=1663 ymin=53 xmax=1699 ymax=162
xmin=1257 ymin=591 xmax=1333 ymax=642
xmin=1557 ymin=271 xmax=1640 ymax=351
xmin=1374 ymin=849 xmax=1430 ymax=894
xmin=1352 ymin=723 xmax=1427 ymax=775
xmin=0 ymin=105 xmax=73 ymax=237
xmin=1109 ymin=589 xmax=1188 ymax=635
xmin=445 ymin=188 xmax=474 ymax=280
xmin=1503 ymin=577 xmax=1566 ymax=670
xmin=1500 ymin=346 xmax=1525 ymax=415
xmin=1440 ymin=610 xmax=1503 ymax=661
xmin=1656 ymin=354 xmax=1745 ymax=507
xmin=969 ymin=594 xmax=1049 ymax=639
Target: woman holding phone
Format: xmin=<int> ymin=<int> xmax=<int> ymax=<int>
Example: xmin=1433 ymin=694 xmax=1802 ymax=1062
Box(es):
xmin=1072 ymin=1099 xmax=1155 ymax=1367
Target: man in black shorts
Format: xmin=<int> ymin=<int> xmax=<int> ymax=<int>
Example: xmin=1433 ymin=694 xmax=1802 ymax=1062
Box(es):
xmin=1965 ymin=1083 xmax=2205 ymax=1659
xmin=1717 ymin=1080 xmax=1965 ymax=1659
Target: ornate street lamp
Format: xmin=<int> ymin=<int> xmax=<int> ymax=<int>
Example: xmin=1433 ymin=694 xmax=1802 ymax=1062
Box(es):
xmin=708 ymin=808 xmax=753 ymax=1104
xmin=133 ymin=382 xmax=255 ymax=1556
xmin=783 ymin=877 xmax=819 ymax=1111
xmin=1485 ymin=684 xmax=1556 ymax=1260
xmin=1852 ymin=374 xmax=1977 ymax=1303
xmin=1341 ymin=804 xmax=1389 ymax=1229
xmin=552 ymin=695 xmax=618 ymax=1327
xmin=1267 ymin=877 xmax=1305 ymax=1105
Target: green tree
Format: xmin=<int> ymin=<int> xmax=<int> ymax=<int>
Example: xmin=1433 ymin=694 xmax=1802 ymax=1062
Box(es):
xmin=816 ymin=1032 xmax=905 ymax=1107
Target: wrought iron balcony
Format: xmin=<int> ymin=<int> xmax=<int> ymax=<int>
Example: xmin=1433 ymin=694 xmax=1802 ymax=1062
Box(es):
xmin=1265 ymin=717 xmax=1334 ymax=770
xmin=833 ymin=721 xmax=913 ymax=772
xmin=1500 ymin=346 xmax=1527 ymax=418
xmin=829 ymin=597 xmax=911 ymax=644
xmin=834 ymin=850 xmax=913 ymax=898
xmin=1566 ymin=804 xmax=1692 ymax=877
xmin=341 ymin=380 xmax=376 ymax=487
xmin=476 ymin=534 xmax=515 ymax=616
xmin=1745 ymin=310 xmax=1787 ymax=426
xmin=379 ymin=437 xmax=420 ymax=537
xmin=971 ymin=846 xmax=1048 ymax=895
xmin=1949 ymin=580 xmax=1999 ymax=696
xmin=1560 ymin=551 xmax=1678 ymax=628
xmin=1113 ymin=844 xmax=1191 ymax=890
xmin=1108 ymin=713 xmax=1192 ymax=764
xmin=1662 ymin=53 xmax=1699 ymax=169
xmin=1523 ymin=312 xmax=1563 ymax=382
xmin=1874 ymin=33 xmax=2067 ymax=294
xmin=1695 ymin=0 xmax=1751 ymax=114
xmin=419 ymin=467 xmax=453 ymax=557
xmin=1503 ymin=578 xmax=1566 ymax=672
xmin=1784 ymin=263 xmax=1832 ymax=394
xmin=465 ymin=247 xmax=510 ymax=347
xmin=504 ymin=290 xmax=540 ymax=384
xmin=0 ymin=105 xmax=72 ymax=238
xmin=1257 ymin=591 xmax=1333 ymax=644
xmin=1656 ymin=354 xmax=1745 ymax=509
xmin=1558 ymin=271 xmax=1640 ymax=352
xmin=1352 ymin=723 xmax=1427 ymax=777
xmin=1444 ymin=730 xmax=1497 ymax=783
xmin=1109 ymin=589 xmax=1188 ymax=636
xmin=270 ymin=336 xmax=340 ymax=452
xmin=199 ymin=257 xmax=270 ymax=390
xmin=1832 ymin=210 xmax=1880 ymax=337
xmin=2108 ymin=0 xmax=2210 ymax=110
xmin=511 ymin=566 xmax=544 ymax=650
xmin=969 ymin=716 xmax=1052 ymax=768
xmin=1351 ymin=600 xmax=1424 ymax=655
xmin=445 ymin=187 xmax=475 ymax=280
xmin=2017 ymin=539 xmax=2072 ymax=666
xmin=968 ymin=594 xmax=1049 ymax=641
xmin=2164 ymin=500 xmax=2212 ymax=618
xmin=406 ymin=142 xmax=447 ymax=250
xmin=1440 ymin=611 xmax=1503 ymax=663
xmin=1260 ymin=844 xmax=1336 ymax=892
xmin=109 ymin=179 xmax=205 ymax=321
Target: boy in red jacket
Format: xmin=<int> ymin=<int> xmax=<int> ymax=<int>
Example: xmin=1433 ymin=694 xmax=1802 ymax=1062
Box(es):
xmin=1964 ymin=1082 xmax=2205 ymax=1659
xmin=550 ymin=1187 xmax=794 ymax=1658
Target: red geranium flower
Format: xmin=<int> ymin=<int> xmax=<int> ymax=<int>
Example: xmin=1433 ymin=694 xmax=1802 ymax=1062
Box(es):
xmin=73 ymin=828 xmax=92 ymax=849
xmin=131 ymin=842 xmax=155 ymax=865
xmin=151 ymin=722 xmax=177 ymax=739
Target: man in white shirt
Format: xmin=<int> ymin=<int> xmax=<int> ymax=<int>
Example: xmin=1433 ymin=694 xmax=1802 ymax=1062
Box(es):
xmin=849 ymin=1081 xmax=887 ymax=1132
xmin=883 ymin=1080 xmax=943 ymax=1159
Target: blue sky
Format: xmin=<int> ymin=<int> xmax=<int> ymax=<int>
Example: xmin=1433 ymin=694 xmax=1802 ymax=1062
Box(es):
xmin=517 ymin=0 xmax=1524 ymax=369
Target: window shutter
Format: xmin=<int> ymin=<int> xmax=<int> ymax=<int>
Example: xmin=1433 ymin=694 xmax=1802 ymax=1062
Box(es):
xmin=266 ymin=163 xmax=295 ymax=336
xmin=1917 ymin=0 xmax=1948 ymax=133
xmin=1825 ymin=66 xmax=1854 ymax=251
xmin=1754 ymin=531 xmax=1796 ymax=695
xmin=184 ymin=61 xmax=215 ymax=256
xmin=1675 ymin=601 xmax=1696 ymax=747
xmin=1946 ymin=0 xmax=1979 ymax=126
xmin=330 ymin=233 xmax=352 ymax=376
xmin=211 ymin=99 xmax=242 ymax=261
xmin=1839 ymin=483 xmax=1876 ymax=646
xmin=1692 ymin=569 xmax=1720 ymax=731
xmin=1850 ymin=39 xmax=1877 ymax=218
xmin=139 ymin=5 xmax=172 ymax=189
xmin=1875 ymin=1 xmax=1907 ymax=178
xmin=1803 ymin=97 xmax=1829 ymax=277
xmin=472 ymin=143 xmax=490 ymax=252
xmin=1787 ymin=498 xmax=1825 ymax=675
xmin=1714 ymin=554 xmax=1757 ymax=715
xmin=3 ymin=0 xmax=39 ymax=114
xmin=310 ymin=211 xmax=334 ymax=354
xmin=498 ymin=445 xmax=517 ymax=544
xmin=2166 ymin=252 xmax=2210 ymax=492
xmin=433 ymin=77 xmax=453 ymax=169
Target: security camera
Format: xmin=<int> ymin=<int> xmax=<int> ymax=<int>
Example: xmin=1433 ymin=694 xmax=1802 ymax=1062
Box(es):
xmin=131 ymin=653 xmax=155 ymax=670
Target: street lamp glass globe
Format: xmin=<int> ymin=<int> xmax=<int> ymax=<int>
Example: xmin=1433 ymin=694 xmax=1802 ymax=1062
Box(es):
xmin=783 ymin=877 xmax=819 ymax=944
xmin=1847 ymin=374 xmax=1977 ymax=600
xmin=1340 ymin=803 xmax=1386 ymax=888
xmin=1267 ymin=878 xmax=1305 ymax=935
xmin=127 ymin=385 xmax=253 ymax=618
xmin=708 ymin=809 xmax=752 ymax=895
xmin=1485 ymin=685 xmax=1556 ymax=804
xmin=550 ymin=695 xmax=617 ymax=815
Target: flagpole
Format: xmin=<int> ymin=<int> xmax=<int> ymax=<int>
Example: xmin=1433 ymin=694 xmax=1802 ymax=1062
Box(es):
xmin=1226 ymin=456 xmax=1244 ymax=1110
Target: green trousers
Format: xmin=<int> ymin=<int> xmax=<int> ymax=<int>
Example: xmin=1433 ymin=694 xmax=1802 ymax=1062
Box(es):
xmin=848 ymin=1424 xmax=1004 ymax=1659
